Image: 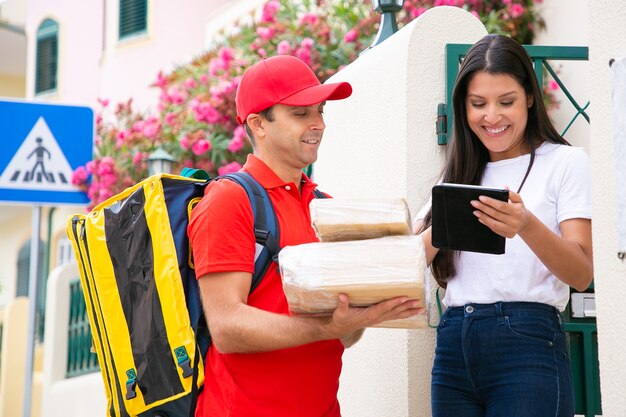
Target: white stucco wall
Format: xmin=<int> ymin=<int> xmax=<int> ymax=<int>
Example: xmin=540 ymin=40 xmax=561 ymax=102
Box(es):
xmin=588 ymin=1 xmax=626 ymax=415
xmin=317 ymin=7 xmax=487 ymax=417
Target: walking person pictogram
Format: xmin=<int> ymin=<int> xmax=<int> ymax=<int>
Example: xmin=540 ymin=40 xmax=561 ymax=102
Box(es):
xmin=25 ymin=137 xmax=53 ymax=183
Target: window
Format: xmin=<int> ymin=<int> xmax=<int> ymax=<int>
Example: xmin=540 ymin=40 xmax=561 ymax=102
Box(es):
xmin=35 ymin=19 xmax=59 ymax=94
xmin=119 ymin=0 xmax=147 ymax=39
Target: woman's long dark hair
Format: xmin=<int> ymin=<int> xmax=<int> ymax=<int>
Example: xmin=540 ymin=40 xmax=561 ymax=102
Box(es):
xmin=421 ymin=34 xmax=570 ymax=288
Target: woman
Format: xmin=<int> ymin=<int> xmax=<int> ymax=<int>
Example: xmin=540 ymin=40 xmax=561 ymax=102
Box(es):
xmin=417 ymin=34 xmax=593 ymax=417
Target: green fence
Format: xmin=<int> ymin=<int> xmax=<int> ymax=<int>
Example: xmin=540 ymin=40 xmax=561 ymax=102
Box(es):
xmin=438 ymin=43 xmax=599 ymax=417
xmin=66 ymin=279 xmax=99 ymax=378
xmin=563 ymin=284 xmax=601 ymax=416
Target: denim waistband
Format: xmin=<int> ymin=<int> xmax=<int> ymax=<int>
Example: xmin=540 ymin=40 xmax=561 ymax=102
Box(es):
xmin=445 ymin=301 xmax=560 ymax=319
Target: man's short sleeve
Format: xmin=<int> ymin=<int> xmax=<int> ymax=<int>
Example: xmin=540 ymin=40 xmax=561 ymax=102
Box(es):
xmin=188 ymin=178 xmax=256 ymax=278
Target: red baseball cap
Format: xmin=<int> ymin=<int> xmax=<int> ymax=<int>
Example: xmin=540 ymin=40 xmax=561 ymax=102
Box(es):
xmin=235 ymin=55 xmax=352 ymax=124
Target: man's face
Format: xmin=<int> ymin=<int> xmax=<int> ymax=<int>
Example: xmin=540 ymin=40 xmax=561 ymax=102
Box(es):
xmin=259 ymin=102 xmax=326 ymax=171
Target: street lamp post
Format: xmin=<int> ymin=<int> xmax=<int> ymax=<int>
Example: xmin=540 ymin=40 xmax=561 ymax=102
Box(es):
xmin=369 ymin=0 xmax=404 ymax=48
xmin=148 ymin=147 xmax=176 ymax=175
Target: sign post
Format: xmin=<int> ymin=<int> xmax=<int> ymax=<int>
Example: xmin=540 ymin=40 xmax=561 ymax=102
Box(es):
xmin=0 ymin=99 xmax=93 ymax=417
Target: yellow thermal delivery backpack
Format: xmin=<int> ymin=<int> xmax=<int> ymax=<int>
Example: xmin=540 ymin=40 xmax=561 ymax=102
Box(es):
xmin=67 ymin=173 xmax=207 ymax=417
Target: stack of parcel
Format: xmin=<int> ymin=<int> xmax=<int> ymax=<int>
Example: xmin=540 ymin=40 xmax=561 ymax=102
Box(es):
xmin=279 ymin=198 xmax=428 ymax=328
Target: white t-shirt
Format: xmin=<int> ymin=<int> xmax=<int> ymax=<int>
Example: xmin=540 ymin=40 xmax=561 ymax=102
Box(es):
xmin=415 ymin=142 xmax=592 ymax=311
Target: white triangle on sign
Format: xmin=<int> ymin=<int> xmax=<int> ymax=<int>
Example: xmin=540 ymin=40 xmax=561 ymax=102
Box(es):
xmin=0 ymin=116 xmax=80 ymax=192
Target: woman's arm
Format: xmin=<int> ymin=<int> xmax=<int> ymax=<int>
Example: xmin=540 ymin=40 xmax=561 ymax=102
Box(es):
xmin=414 ymin=222 xmax=440 ymax=267
xmin=471 ymin=190 xmax=593 ymax=291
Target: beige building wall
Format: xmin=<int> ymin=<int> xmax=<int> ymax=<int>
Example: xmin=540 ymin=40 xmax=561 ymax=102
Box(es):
xmin=589 ymin=1 xmax=626 ymax=415
xmin=0 ymin=73 xmax=26 ymax=97
xmin=0 ymin=298 xmax=29 ymax=417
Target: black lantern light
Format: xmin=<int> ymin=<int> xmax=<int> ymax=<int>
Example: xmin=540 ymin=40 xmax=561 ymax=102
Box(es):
xmin=369 ymin=0 xmax=404 ymax=48
xmin=147 ymin=147 xmax=176 ymax=175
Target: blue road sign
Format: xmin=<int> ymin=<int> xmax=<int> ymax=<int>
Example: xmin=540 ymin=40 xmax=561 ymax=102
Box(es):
xmin=0 ymin=100 xmax=94 ymax=205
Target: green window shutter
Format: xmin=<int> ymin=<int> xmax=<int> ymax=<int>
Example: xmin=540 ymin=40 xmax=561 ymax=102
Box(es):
xmin=35 ymin=19 xmax=59 ymax=94
xmin=119 ymin=0 xmax=148 ymax=39
xmin=16 ymin=240 xmax=47 ymax=341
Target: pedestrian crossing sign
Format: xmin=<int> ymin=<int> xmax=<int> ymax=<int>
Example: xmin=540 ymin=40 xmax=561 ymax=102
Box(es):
xmin=0 ymin=100 xmax=94 ymax=205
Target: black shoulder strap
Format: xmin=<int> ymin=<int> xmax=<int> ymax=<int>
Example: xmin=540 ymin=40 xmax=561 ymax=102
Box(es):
xmin=313 ymin=189 xmax=327 ymax=199
xmin=223 ymin=172 xmax=279 ymax=293
xmin=223 ymin=173 xmax=328 ymax=293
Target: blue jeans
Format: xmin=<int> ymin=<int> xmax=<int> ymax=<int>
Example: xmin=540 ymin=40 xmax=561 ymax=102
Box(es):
xmin=431 ymin=302 xmax=574 ymax=417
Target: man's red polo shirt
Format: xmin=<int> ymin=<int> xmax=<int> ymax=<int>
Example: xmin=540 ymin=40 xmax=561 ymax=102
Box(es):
xmin=188 ymin=155 xmax=344 ymax=417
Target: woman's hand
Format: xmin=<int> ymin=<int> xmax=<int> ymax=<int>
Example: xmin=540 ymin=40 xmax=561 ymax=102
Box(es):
xmin=470 ymin=190 xmax=531 ymax=238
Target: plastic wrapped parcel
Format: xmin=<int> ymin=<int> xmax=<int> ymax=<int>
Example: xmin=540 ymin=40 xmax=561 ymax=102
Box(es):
xmin=279 ymin=236 xmax=428 ymax=328
xmin=310 ymin=198 xmax=412 ymax=242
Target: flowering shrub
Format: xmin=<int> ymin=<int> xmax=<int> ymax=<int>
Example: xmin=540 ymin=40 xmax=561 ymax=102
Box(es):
xmin=73 ymin=0 xmax=546 ymax=209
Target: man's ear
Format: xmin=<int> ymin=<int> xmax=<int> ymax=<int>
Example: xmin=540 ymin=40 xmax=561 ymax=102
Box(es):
xmin=247 ymin=113 xmax=264 ymax=138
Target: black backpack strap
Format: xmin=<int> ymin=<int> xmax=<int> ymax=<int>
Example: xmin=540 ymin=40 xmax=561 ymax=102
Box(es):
xmin=312 ymin=189 xmax=327 ymax=199
xmin=223 ymin=172 xmax=279 ymax=293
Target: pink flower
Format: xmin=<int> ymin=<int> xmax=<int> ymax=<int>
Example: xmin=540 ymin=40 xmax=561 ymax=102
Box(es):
xmin=71 ymin=166 xmax=88 ymax=185
xmin=509 ymin=4 xmax=524 ymax=18
xmin=165 ymin=112 xmax=178 ymax=126
xmin=299 ymin=12 xmax=318 ymax=26
xmin=227 ymin=137 xmax=244 ymax=153
xmin=209 ymin=57 xmax=229 ymax=76
xmin=132 ymin=152 xmax=145 ymax=165
xmin=154 ymin=71 xmax=168 ymax=89
xmin=98 ymin=188 xmax=114 ymax=201
xmin=301 ymin=37 xmax=314 ymax=50
xmin=191 ymin=139 xmax=212 ymax=156
xmin=257 ymin=48 xmax=267 ymax=57
xmin=87 ymin=184 xmax=99 ymax=202
xmin=344 ymin=29 xmax=358 ymax=43
xmin=277 ymin=40 xmax=291 ymax=55
xmin=183 ymin=77 xmax=197 ymax=90
xmin=256 ymin=27 xmax=275 ymax=40
xmin=98 ymin=157 xmax=116 ymax=175
xmin=116 ymin=130 xmax=129 ymax=148
xmin=261 ymin=0 xmax=280 ymax=23
xmin=227 ymin=127 xmax=247 ymax=153
xmin=218 ymin=161 xmax=243 ymax=176
xmin=295 ymin=47 xmax=312 ymax=66
xmin=167 ymin=87 xmax=186 ymax=104
xmin=549 ymin=80 xmax=559 ymax=91
xmin=132 ymin=120 xmax=145 ymax=133
xmin=86 ymin=160 xmax=97 ymax=174
xmin=200 ymin=74 xmax=210 ymax=84
xmin=99 ymin=173 xmax=117 ymax=188
xmin=143 ymin=120 xmax=161 ymax=138
xmin=219 ymin=47 xmax=235 ymax=63
xmin=97 ymin=98 xmax=109 ymax=108
xmin=502 ymin=0 xmax=512 ymax=4
xmin=179 ymin=135 xmax=191 ymax=150
xmin=191 ymin=100 xmax=221 ymax=124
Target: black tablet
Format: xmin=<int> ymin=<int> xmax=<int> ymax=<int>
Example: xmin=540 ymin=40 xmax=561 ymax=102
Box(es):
xmin=432 ymin=183 xmax=509 ymax=254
